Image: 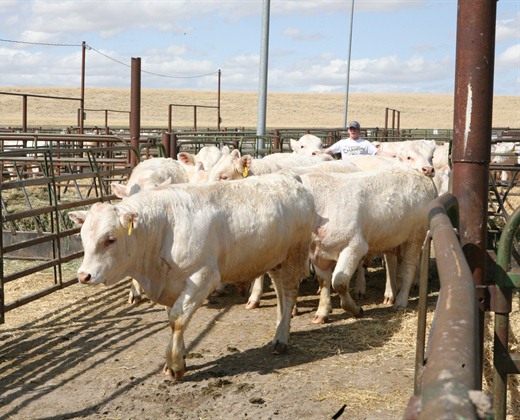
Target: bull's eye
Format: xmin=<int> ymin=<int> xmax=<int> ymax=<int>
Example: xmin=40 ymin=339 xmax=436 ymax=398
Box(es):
xmin=220 ymin=174 xmax=228 ymax=180
xmin=407 ymin=156 xmax=412 ymax=161
xmin=104 ymin=236 xmax=116 ymax=247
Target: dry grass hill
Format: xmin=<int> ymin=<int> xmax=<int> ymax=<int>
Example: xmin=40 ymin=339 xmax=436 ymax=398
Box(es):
xmin=0 ymin=87 xmax=518 ymax=131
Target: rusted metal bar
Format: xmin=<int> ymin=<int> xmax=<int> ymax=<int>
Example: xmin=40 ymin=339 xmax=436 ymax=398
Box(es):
xmin=414 ymin=230 xmax=432 ymax=395
xmin=451 ymin=0 xmax=498 ymax=384
xmin=130 ymin=57 xmax=141 ymax=168
xmin=22 ymin=95 xmax=27 ymax=133
xmin=408 ymin=193 xmax=481 ymax=419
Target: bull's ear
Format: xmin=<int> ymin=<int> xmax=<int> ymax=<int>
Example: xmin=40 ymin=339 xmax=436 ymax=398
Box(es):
xmin=111 ymin=183 xmax=128 ymax=198
xmin=119 ymin=211 xmax=139 ymax=233
xmin=289 ymin=138 xmax=298 ymax=152
xmin=242 ymin=155 xmax=253 ymax=169
xmin=230 ymin=149 xmax=241 ymax=158
xmin=68 ymin=211 xmax=89 ymax=226
xmin=177 ymin=152 xmax=195 ymax=166
xmin=221 ymin=145 xmax=230 ymax=154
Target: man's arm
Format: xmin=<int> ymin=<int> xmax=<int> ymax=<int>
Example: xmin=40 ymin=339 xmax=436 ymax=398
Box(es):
xmin=323 ymin=147 xmax=334 ymax=155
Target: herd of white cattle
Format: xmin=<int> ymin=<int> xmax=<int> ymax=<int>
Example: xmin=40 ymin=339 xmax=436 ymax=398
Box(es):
xmin=490 ymin=141 xmax=520 ymax=186
xmin=68 ymin=134 xmax=452 ymax=380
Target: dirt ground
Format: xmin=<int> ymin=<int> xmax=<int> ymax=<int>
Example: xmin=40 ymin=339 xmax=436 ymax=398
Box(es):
xmin=0 ymin=266 xmax=439 ymax=420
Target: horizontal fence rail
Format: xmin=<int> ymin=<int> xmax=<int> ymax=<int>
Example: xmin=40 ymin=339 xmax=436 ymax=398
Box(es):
xmin=407 ymin=193 xmax=484 ymax=419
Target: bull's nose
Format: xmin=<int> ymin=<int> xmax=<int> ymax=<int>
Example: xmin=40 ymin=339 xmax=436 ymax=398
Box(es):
xmin=422 ymin=166 xmax=435 ymax=178
xmin=77 ymin=272 xmax=91 ymax=284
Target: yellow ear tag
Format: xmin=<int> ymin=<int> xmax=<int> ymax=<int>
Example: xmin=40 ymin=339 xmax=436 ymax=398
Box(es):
xmin=242 ymin=166 xmax=249 ymax=177
xmin=128 ymin=221 xmax=133 ymax=236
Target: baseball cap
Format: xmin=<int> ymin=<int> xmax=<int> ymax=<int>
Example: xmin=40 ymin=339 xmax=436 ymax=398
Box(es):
xmin=348 ymin=121 xmax=360 ymax=129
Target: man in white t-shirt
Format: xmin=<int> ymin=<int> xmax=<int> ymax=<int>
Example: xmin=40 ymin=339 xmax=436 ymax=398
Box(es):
xmin=324 ymin=121 xmax=395 ymax=159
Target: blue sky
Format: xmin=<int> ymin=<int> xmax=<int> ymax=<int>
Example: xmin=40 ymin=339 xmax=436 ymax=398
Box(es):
xmin=0 ymin=0 xmax=518 ymax=95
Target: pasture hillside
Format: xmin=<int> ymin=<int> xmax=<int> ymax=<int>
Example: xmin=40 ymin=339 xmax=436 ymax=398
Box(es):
xmin=0 ymin=86 xmax=518 ymax=130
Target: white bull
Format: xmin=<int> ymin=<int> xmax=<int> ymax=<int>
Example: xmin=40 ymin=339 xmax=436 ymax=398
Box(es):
xmin=207 ymin=148 xmax=282 ymax=181
xmin=69 ymin=173 xmax=315 ymax=380
xmin=112 ymin=147 xmax=226 ymax=304
xmin=301 ymin=167 xmax=437 ymax=323
xmin=289 ymin=134 xmax=325 ymax=156
xmin=111 ymin=157 xmax=189 ymax=198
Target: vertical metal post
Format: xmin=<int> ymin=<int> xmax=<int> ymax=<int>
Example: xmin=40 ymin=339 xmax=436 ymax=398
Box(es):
xmin=22 ymin=95 xmax=27 ymax=133
xmin=217 ymin=69 xmax=221 ymax=131
xmin=80 ymin=41 xmax=86 ymax=134
xmin=343 ymin=0 xmax=355 ymax=128
xmin=168 ymin=104 xmax=172 ymax=134
xmin=130 ymin=57 xmax=141 ymax=167
xmin=256 ymin=0 xmax=270 ymax=157
xmin=451 ymin=0 xmax=498 ymax=386
xmin=193 ymin=106 xmax=197 ymax=131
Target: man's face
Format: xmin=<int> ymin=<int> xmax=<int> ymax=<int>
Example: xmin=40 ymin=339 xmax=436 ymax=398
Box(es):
xmin=349 ymin=127 xmax=360 ymax=139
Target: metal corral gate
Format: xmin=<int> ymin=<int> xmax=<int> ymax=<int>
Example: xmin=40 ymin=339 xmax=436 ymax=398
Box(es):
xmin=0 ymin=133 xmax=149 ymax=324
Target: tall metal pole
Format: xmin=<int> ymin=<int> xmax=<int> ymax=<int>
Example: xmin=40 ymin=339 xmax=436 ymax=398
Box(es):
xmin=217 ymin=69 xmax=221 ymax=131
xmin=130 ymin=57 xmax=141 ymax=168
xmin=343 ymin=0 xmax=355 ymax=128
xmin=451 ymin=0 xmax=497 ymax=390
xmin=80 ymin=41 xmax=86 ymax=134
xmin=256 ymin=0 xmax=270 ymax=157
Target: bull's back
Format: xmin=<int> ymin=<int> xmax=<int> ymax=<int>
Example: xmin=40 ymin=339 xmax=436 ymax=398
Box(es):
xmin=154 ymin=174 xmax=315 ymax=283
xmin=302 ymin=168 xmax=435 ymax=252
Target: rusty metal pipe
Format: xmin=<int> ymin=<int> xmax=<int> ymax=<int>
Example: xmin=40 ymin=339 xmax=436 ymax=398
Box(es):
xmin=451 ymin=0 xmax=498 ymax=384
xmin=130 ymin=57 xmax=141 ymax=168
xmin=416 ymin=193 xmax=480 ymax=419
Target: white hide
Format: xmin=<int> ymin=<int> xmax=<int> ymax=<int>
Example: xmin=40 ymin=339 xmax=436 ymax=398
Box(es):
xmin=208 ymin=149 xmax=281 ymax=181
xmin=345 ymin=143 xmax=436 ymax=177
xmin=69 ymin=172 xmax=315 ymax=380
xmin=289 ymin=134 xmax=325 ymax=156
xmin=263 ymin=151 xmax=333 ymax=166
xmin=111 ymin=158 xmax=189 ymax=198
xmin=432 ymin=142 xmax=450 ymax=169
xmin=301 ymin=167 xmax=437 ymax=322
xmin=491 ymin=142 xmax=519 ymax=186
xmin=177 ymin=145 xmax=226 ymax=182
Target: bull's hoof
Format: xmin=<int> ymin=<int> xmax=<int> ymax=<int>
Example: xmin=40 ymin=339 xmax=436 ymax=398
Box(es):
xmin=291 ymin=306 xmax=298 ymax=317
xmin=162 ymin=363 xmax=186 ymax=381
xmin=312 ymin=315 xmax=328 ymax=324
xmin=383 ymin=297 xmax=395 ymax=305
xmin=353 ymin=292 xmax=366 ymax=301
xmin=128 ymin=293 xmax=142 ymax=305
xmin=272 ymin=341 xmax=288 ymax=355
xmin=354 ymin=307 xmax=364 ymax=318
xmin=245 ymin=300 xmax=260 ymax=310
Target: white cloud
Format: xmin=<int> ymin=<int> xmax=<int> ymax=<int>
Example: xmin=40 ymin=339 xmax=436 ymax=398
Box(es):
xmin=496 ymin=44 xmax=520 ymax=67
xmin=496 ymin=13 xmax=520 ymax=42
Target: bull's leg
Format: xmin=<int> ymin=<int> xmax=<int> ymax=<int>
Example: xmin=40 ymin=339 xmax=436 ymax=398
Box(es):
xmin=268 ymin=245 xmax=309 ymax=355
xmin=383 ymin=253 xmax=398 ymax=305
xmin=332 ymin=243 xmax=367 ymax=317
xmin=128 ymin=278 xmax=143 ymax=304
xmin=164 ymin=270 xmax=220 ymax=380
xmin=211 ymin=282 xmax=227 ymax=297
xmin=269 ymin=270 xmax=299 ymax=355
xmin=353 ymin=261 xmax=367 ymax=300
xmin=311 ymin=265 xmax=332 ymax=324
xmin=246 ymin=274 xmax=265 ymax=309
xmin=393 ymin=241 xmax=422 ymax=309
